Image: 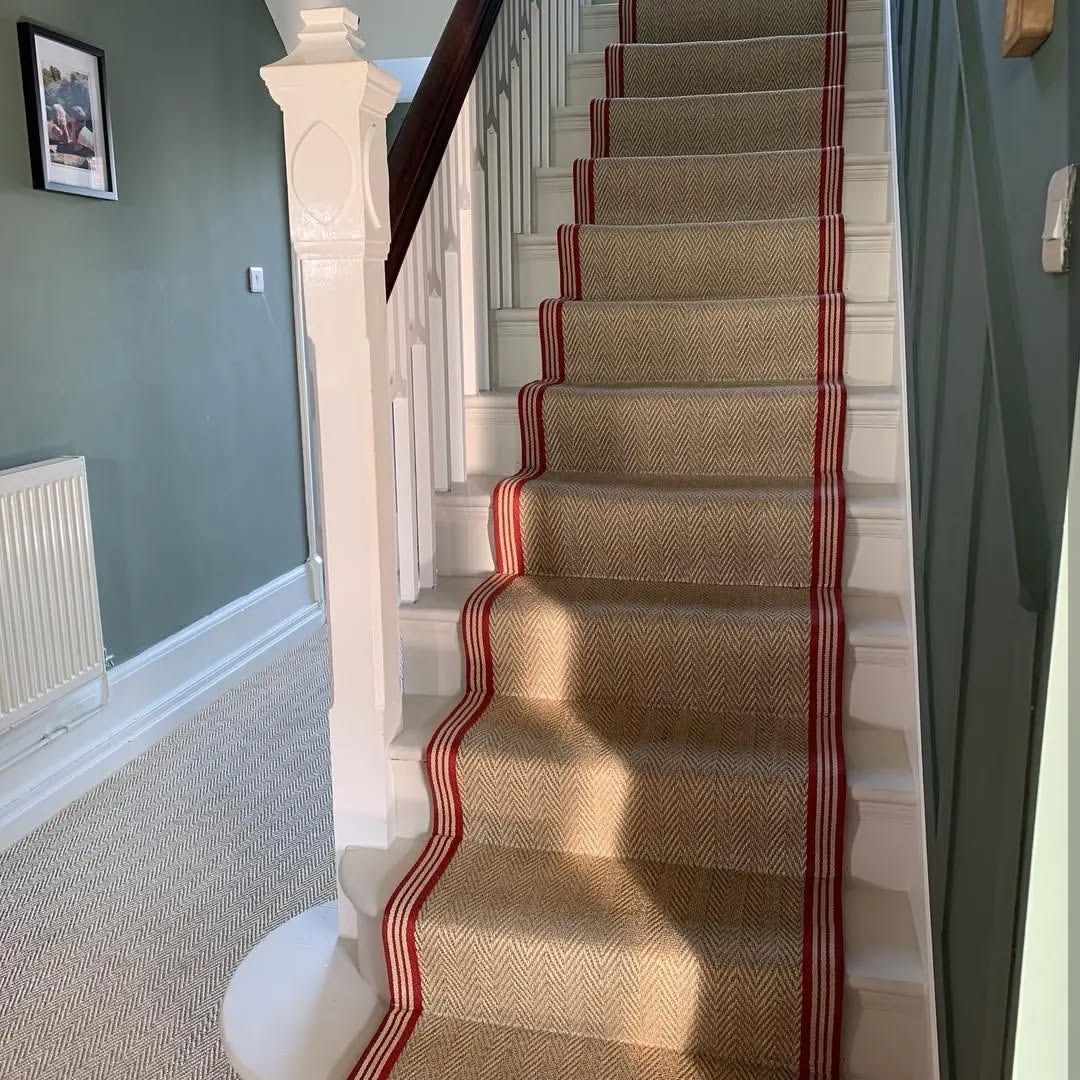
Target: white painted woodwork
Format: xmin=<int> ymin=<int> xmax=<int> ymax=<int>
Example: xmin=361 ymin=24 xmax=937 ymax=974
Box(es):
xmin=579 ymin=0 xmax=886 ymax=50
xmin=512 ymin=224 xmax=897 ymax=307
xmin=551 ymin=93 xmax=892 ymax=166
xmin=388 ymin=0 xmax=581 ymax=602
xmin=463 ymin=387 xmax=903 ymax=485
xmin=261 ymin=8 xmax=402 ymax=939
xmin=432 ymin=476 xmax=909 ymax=594
xmin=531 ymin=154 xmax=894 ymax=233
xmin=388 ymin=98 xmax=478 ymax=603
xmin=566 ymin=36 xmax=887 ymax=105
xmin=881 ymin=0 xmax=938 ymax=1065
xmin=492 ymin=301 xmax=898 ymax=388
xmin=339 ymin=839 xmax=929 ymax=1080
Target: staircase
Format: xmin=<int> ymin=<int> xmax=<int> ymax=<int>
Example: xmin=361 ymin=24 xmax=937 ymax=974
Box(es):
xmin=226 ymin=3 xmax=936 ymax=1078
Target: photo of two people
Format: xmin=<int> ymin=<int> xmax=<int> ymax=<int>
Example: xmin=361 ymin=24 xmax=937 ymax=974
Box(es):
xmin=42 ymin=66 xmax=97 ymax=170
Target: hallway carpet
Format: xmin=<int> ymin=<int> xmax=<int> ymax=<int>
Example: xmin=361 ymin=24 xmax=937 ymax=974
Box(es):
xmin=0 ymin=633 xmax=334 ymax=1080
xmin=353 ymin=0 xmax=848 ymax=1077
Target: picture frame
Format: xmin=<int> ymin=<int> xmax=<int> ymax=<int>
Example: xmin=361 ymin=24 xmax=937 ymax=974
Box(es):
xmin=17 ymin=20 xmax=117 ymax=200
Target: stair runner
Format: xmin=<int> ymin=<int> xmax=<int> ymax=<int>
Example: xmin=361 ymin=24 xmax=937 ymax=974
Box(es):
xmin=352 ymin=0 xmax=848 ymax=1076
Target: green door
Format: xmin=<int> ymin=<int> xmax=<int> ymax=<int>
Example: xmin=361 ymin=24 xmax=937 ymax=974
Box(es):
xmin=892 ymin=0 xmax=1078 ymax=1075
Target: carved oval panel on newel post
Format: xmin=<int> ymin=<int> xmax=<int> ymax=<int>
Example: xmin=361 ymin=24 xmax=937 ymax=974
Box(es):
xmin=291 ymin=120 xmax=354 ymax=226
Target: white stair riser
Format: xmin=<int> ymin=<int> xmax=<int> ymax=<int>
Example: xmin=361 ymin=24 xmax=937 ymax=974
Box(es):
xmin=352 ymin=912 xmax=925 ymax=1080
xmin=464 ymin=400 xmax=901 ymax=484
xmin=580 ymin=0 xmax=885 ymax=51
xmin=399 ymin=611 xmax=916 ymax=731
xmin=433 ymin=497 xmax=907 ymax=594
xmin=552 ymin=103 xmax=890 ymax=166
xmin=493 ymin=307 xmax=897 ymax=388
xmin=392 ymin=758 xmax=918 ymax=893
xmin=513 ymin=233 xmax=895 ymax=307
xmin=566 ymin=44 xmax=885 ymax=107
xmin=533 ymin=162 xmax=892 ymax=233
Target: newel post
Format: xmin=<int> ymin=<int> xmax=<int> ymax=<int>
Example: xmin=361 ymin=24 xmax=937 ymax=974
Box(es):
xmin=262 ymin=9 xmax=402 ymax=939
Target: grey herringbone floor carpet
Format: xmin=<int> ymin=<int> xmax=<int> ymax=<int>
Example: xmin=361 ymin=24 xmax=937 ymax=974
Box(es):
xmin=0 ymin=631 xmax=334 ymax=1080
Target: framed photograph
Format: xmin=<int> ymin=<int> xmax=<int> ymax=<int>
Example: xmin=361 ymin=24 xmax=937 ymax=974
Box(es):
xmin=17 ymin=21 xmax=117 ymax=200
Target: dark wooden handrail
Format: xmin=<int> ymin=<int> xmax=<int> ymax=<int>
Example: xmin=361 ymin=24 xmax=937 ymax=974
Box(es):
xmin=385 ymin=0 xmax=505 ymax=296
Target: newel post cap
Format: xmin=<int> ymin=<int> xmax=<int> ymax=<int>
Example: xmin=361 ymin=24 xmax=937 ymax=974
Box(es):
xmin=261 ymin=6 xmax=400 ymax=117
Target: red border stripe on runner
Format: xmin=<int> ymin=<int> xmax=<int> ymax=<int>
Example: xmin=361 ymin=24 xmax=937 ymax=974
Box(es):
xmin=798 ymin=152 xmax=848 ymax=1080
xmin=573 ymin=159 xmax=596 ymax=224
xmin=589 ymin=98 xmax=611 ymax=157
xmin=605 ymin=44 xmax=625 ymax=97
xmin=557 ymin=224 xmax=583 ymax=299
xmin=350 ymin=297 xmax=571 ymax=1080
xmin=538 ymin=297 xmax=566 ymax=381
xmin=819 ymin=33 xmax=846 ymax=153
xmin=348 ymin=569 xmax=516 ymax=1080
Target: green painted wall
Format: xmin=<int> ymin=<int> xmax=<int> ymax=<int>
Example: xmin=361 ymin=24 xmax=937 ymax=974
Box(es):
xmin=0 ymin=0 xmax=307 ymax=664
xmin=388 ymin=101 xmax=411 ymax=149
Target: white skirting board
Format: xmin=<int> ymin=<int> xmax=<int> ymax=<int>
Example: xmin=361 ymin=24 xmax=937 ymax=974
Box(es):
xmin=0 ymin=560 xmax=325 ymax=851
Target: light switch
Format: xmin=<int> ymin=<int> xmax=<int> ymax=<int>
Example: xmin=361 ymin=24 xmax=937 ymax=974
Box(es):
xmin=247 ymin=266 xmax=265 ymax=293
xmin=1042 ymin=166 xmax=1075 ymax=274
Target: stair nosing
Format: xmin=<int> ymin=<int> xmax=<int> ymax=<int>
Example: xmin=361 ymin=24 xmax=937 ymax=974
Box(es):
xmin=435 ymin=473 xmax=904 ymax=520
xmin=400 ymin=574 xmax=909 ymax=651
xmin=552 ymin=88 xmax=888 ymax=121
xmin=391 ymin=692 xmax=916 ymax=808
xmin=567 ymin=35 xmax=886 ymax=68
xmin=581 ymin=0 xmax=882 ymax=18
xmin=465 ymin=384 xmax=900 ymax=412
xmin=534 ymin=150 xmax=892 ymax=180
xmin=493 ymin=300 xmax=897 ymax=328
xmin=516 ymin=221 xmax=891 ymax=246
xmin=340 ymin=839 xmax=926 ymax=997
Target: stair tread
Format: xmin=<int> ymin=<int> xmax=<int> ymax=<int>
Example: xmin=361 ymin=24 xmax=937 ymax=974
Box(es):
xmin=357 ymin=1013 xmax=805 ymax=1080
xmin=518 ymin=221 xmax=892 ymax=245
xmin=535 ymin=150 xmax=892 ymax=179
xmin=583 ymin=0 xmax=881 ymax=9
xmin=438 ymin=473 xmax=903 ymax=520
xmin=468 ymin=384 xmax=899 ymax=411
xmin=394 ymin=693 xmax=913 ymax=806
xmin=340 ymin=838 xmax=925 ymax=996
xmin=496 ymin=299 xmax=896 ymax=316
xmin=552 ymin=88 xmax=888 ymax=121
xmin=568 ymin=34 xmax=886 ymax=66
xmin=580 ymin=1 xmax=883 ymax=30
xmin=403 ymin=574 xmax=906 ymax=644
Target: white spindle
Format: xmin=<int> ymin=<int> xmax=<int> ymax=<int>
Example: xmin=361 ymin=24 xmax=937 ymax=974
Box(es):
xmin=411 ymin=339 xmax=437 ymax=590
xmin=393 ymin=394 xmax=420 ymax=603
xmin=457 ymin=92 xmax=484 ymax=397
xmin=554 ymin=0 xmax=566 ymax=105
xmin=387 ymin=0 xmax=579 ymax=595
xmin=427 ymin=289 xmax=451 ymax=492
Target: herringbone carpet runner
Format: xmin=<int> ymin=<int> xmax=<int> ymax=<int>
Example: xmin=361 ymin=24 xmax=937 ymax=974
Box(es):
xmin=352 ymin=0 xmax=847 ymax=1076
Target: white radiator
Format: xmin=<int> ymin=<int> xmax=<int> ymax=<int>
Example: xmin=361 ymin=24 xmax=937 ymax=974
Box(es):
xmin=0 ymin=457 xmax=105 ymax=735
